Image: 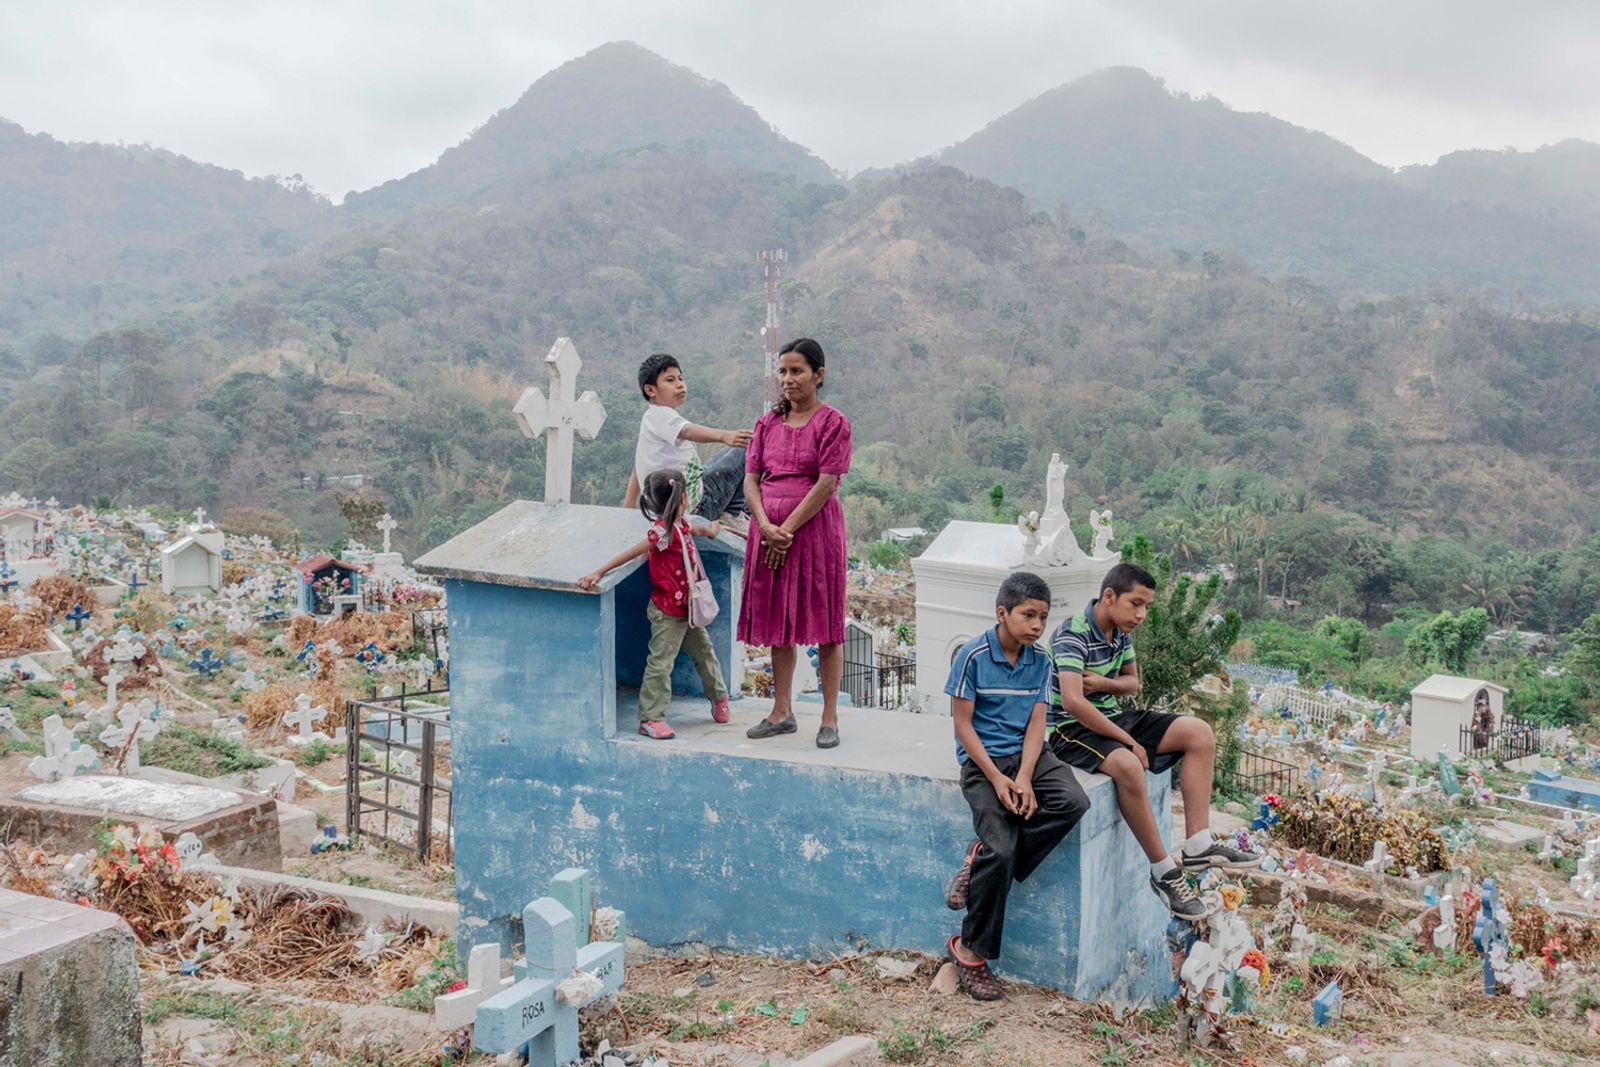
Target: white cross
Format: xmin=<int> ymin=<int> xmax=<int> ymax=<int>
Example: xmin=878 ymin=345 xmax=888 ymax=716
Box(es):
xmin=434 ymin=942 xmax=515 ymax=1029
xmin=27 ymin=714 xmax=99 ymax=781
xmin=513 ymin=338 xmax=607 ymax=506
xmin=377 ymin=513 xmax=398 ymax=554
xmin=99 ymin=701 xmax=162 ymax=773
xmin=193 ymin=507 xmax=207 ymax=526
xmin=282 ymin=693 xmax=329 ymax=744
xmin=103 ymin=667 xmax=127 ymax=710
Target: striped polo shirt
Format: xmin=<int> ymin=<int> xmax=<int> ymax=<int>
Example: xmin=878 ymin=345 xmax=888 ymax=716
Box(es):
xmin=944 ymin=626 xmax=1052 ymax=765
xmin=1047 ymin=599 xmax=1136 ymax=727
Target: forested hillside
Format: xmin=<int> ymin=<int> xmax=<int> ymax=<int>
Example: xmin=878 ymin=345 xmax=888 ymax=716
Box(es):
xmin=0 ymin=119 xmax=334 ymax=334
xmin=937 ymin=68 xmax=1600 ymax=303
xmin=2 ymin=44 xmax=1598 ymax=637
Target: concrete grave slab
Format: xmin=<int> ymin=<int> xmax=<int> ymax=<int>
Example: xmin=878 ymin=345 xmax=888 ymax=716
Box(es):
xmin=2 ymin=775 xmax=281 ymax=870
xmin=1478 ymin=819 xmax=1544 ymax=851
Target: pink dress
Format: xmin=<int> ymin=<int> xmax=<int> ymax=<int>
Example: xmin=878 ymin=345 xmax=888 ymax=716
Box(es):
xmin=738 ymin=404 xmax=851 ymax=647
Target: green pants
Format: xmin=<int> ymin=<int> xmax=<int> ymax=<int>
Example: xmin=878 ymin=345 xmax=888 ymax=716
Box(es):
xmin=640 ymin=601 xmax=729 ymax=720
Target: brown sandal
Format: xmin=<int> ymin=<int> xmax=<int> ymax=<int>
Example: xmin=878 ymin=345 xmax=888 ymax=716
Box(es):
xmin=947 ymin=935 xmax=1004 ymax=1001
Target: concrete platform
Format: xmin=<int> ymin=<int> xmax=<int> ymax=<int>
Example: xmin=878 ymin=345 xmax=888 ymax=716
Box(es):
xmin=0 ymin=887 xmax=140 ymax=1065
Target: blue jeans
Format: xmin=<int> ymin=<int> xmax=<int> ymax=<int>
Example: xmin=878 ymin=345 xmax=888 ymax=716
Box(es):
xmin=696 ymin=447 xmax=747 ymax=520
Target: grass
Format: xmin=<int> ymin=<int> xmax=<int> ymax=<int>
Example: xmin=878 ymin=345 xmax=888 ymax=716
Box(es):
xmin=295 ymin=738 xmax=340 ymax=766
xmin=878 ymin=1012 xmax=994 ymax=1064
xmin=144 ymin=724 xmax=273 ymax=777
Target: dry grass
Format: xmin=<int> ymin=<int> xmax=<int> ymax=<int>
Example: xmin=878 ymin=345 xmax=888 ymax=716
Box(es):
xmin=0 ymin=603 xmax=50 ymax=656
xmin=29 ymin=574 xmax=91 ymax=620
xmin=243 ymin=677 xmax=347 ymax=733
xmin=287 ymin=610 xmax=413 ymax=654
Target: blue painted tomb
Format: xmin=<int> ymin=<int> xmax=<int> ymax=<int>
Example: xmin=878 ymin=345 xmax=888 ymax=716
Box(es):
xmin=1526 ymin=767 xmax=1600 ymax=812
xmin=416 ymin=500 xmax=1175 ymax=1006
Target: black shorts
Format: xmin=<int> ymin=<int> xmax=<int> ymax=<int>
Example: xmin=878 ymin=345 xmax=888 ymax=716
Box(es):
xmin=1049 ymin=707 xmax=1184 ymax=774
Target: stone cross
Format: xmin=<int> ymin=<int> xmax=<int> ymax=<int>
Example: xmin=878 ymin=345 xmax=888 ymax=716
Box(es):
xmin=513 ymin=338 xmax=607 ymax=506
xmin=99 ymin=700 xmax=162 ymax=773
xmin=1472 ymin=879 xmax=1508 ymax=995
xmin=27 ymin=714 xmax=99 ymax=781
xmin=1363 ymin=839 xmax=1390 ymax=876
xmin=474 ymin=896 xmax=625 ymax=1060
xmin=282 ymin=693 xmax=328 ymax=745
xmin=103 ymin=667 xmax=127 ymax=710
xmin=377 ymin=513 xmax=397 ymax=554
xmin=193 ymin=507 xmax=207 ymax=527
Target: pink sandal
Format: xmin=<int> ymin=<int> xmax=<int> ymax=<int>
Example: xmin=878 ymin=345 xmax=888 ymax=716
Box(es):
xmin=710 ymin=697 xmax=731 ymax=724
xmin=639 ymin=720 xmax=676 ymax=740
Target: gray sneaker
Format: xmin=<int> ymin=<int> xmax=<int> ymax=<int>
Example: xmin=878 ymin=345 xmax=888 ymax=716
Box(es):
xmin=1150 ymin=866 xmax=1207 ymax=920
xmin=746 ymin=715 xmax=797 ymax=739
xmin=1180 ymin=837 xmax=1265 ymax=871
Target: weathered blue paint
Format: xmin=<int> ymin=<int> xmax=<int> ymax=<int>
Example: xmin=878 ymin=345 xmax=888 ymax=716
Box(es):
xmin=611 ymin=545 xmax=742 ymax=698
xmin=1527 ymin=767 xmax=1600 ymax=812
xmin=442 ymin=566 xmax=1175 ymax=1006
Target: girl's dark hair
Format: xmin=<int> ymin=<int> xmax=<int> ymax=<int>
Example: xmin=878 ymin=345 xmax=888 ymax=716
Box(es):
xmin=773 ymin=337 xmax=826 ymax=417
xmin=639 ymin=468 xmax=685 ymax=525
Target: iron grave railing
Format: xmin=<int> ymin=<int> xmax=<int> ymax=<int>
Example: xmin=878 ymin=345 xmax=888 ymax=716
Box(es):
xmin=411 ymin=607 xmax=448 ymax=664
xmin=1220 ymin=747 xmax=1299 ymax=800
xmin=1459 ymin=716 xmax=1540 ymax=763
xmin=345 ymin=684 xmax=452 ymax=863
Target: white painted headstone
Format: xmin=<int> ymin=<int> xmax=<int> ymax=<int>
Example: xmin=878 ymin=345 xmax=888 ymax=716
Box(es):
xmin=26 ymin=714 xmax=99 ymax=781
xmin=282 ymin=693 xmax=330 ymax=746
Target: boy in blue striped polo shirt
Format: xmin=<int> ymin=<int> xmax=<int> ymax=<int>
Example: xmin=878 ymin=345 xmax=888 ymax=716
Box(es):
xmin=1047 ymin=562 xmax=1260 ymax=921
xmin=939 ymin=571 xmax=1089 ymax=1000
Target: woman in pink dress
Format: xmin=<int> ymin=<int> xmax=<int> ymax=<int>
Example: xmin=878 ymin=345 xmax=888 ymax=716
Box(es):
xmin=739 ymin=338 xmax=851 ymax=749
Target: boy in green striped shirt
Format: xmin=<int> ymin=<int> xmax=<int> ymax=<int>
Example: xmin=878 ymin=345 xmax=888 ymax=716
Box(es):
xmin=1047 ymin=563 xmax=1260 ymax=919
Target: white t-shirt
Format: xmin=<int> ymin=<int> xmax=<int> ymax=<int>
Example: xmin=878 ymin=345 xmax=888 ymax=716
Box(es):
xmin=634 ymin=404 xmax=695 ymax=481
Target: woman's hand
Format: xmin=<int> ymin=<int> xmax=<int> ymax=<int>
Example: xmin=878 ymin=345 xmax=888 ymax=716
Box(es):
xmin=760 ymin=521 xmax=793 ymax=549
xmin=764 ymin=540 xmax=789 ymax=570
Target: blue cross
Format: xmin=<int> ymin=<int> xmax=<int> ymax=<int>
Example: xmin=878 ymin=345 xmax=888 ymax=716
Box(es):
xmin=170 ymin=613 xmax=189 ymax=632
xmin=355 ymin=641 xmax=386 ymax=672
xmin=1471 ymin=878 xmax=1507 ymax=995
xmin=256 ymin=606 xmax=286 ymax=623
xmin=0 ymin=562 xmax=16 ymax=597
xmin=188 ymin=648 xmax=224 ymax=680
xmin=294 ymin=640 xmax=317 ymax=664
xmin=65 ymin=603 xmax=92 ymax=631
xmin=127 ymin=568 xmax=146 ymax=595
xmin=474 ymin=896 xmax=625 ymax=1061
xmin=269 ymin=579 xmax=287 ymax=601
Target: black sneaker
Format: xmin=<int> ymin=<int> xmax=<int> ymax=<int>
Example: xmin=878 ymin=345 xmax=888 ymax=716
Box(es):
xmin=944 ymin=840 xmax=981 ymax=910
xmin=1180 ymin=836 xmax=1265 ymax=871
xmin=1150 ymin=866 xmax=1207 ymax=920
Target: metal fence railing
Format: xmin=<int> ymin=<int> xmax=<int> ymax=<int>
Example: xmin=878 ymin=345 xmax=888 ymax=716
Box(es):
xmin=345 ymin=684 xmax=452 ymax=863
xmin=411 ymin=607 xmax=448 ymax=664
xmin=1459 ymin=717 xmax=1540 ymax=763
xmin=1220 ymin=747 xmax=1299 ymax=799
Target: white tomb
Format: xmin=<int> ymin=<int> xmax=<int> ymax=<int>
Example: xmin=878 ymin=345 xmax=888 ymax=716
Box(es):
xmin=911 ymin=454 xmax=1117 ymax=715
xmin=1408 ymin=675 xmax=1526 ymax=766
xmin=161 ymin=526 xmax=225 ymax=594
xmin=0 ymin=506 xmax=44 ymax=557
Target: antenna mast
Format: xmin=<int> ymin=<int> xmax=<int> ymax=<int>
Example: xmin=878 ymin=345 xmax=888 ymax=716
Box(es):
xmin=759 ymin=249 xmax=786 ymax=411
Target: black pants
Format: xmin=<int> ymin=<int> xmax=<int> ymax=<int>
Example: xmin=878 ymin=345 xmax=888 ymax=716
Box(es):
xmin=960 ymin=748 xmax=1089 ymax=960
xmin=695 ymin=446 xmax=747 ymax=520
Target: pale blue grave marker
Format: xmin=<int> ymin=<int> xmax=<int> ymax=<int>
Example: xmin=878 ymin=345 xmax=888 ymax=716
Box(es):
xmin=549 ymin=867 xmax=593 ymax=945
xmin=474 ymin=896 xmax=625 ymax=1062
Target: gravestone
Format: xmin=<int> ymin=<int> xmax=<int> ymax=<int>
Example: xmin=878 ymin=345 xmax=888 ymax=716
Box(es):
xmin=911 ymin=454 xmax=1115 ymax=715
xmin=282 ymin=693 xmax=330 ymax=746
xmin=513 ymin=337 xmax=607 ymax=506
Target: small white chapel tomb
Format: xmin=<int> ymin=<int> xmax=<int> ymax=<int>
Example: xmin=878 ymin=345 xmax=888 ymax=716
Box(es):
xmin=1409 ymin=674 xmax=1530 ymax=767
xmin=161 ymin=515 xmax=225 ymax=595
xmin=912 ymin=454 xmax=1117 ymax=715
xmin=0 ymin=504 xmax=44 ymax=557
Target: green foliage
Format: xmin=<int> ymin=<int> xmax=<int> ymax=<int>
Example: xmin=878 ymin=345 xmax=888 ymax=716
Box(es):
xmin=878 ymin=1013 xmax=993 ymax=1063
xmin=1405 ymin=607 xmax=1491 ymax=671
xmin=1566 ymin=613 xmax=1600 ymax=685
xmin=293 ymin=738 xmax=340 ymax=767
xmin=1119 ymin=534 xmax=1242 ymax=710
xmin=384 ymin=938 xmax=460 ymax=1011
xmin=865 ymin=540 xmax=909 ymax=570
xmin=143 ymin=725 xmax=273 ymax=777
xmin=1312 ymin=615 xmax=1373 ymax=665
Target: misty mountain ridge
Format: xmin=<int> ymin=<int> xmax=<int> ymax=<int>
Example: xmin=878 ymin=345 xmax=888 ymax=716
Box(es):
xmin=342 ymin=41 xmax=838 ymax=215
xmin=936 ymin=66 xmax=1600 ymax=302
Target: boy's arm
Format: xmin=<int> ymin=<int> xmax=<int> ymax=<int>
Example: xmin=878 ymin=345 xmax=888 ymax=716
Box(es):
xmin=1082 ymin=661 xmax=1141 ymax=698
xmin=622 ymin=468 xmax=640 ymax=509
xmin=686 ymin=517 xmax=722 ymax=539
xmin=952 ymin=696 xmax=1023 ymax=815
xmin=576 ymin=538 xmax=649 ymax=591
xmin=1012 ymin=702 xmax=1048 ymax=819
xmin=1058 ymin=669 xmax=1150 ymax=770
xmin=681 ymin=423 xmax=753 ymax=448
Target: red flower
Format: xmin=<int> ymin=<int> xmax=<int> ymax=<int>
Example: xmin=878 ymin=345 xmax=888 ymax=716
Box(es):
xmin=1543 ymin=936 xmax=1567 ymax=968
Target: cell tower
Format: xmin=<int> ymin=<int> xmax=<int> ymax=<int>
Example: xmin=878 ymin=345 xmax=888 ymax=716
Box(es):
xmin=759 ymin=249 xmax=786 ymax=410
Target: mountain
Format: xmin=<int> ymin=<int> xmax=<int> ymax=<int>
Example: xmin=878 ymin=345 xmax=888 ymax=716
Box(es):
xmin=343 ymin=41 xmax=836 ymax=214
xmin=0 ymin=118 xmax=334 ymax=334
xmin=937 ymin=68 xmax=1600 ymax=303
xmin=1400 ymin=139 xmax=1600 ymax=227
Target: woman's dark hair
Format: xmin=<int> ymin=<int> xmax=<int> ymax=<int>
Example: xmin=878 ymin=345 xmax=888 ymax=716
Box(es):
xmin=773 ymin=338 xmax=826 ymax=417
xmin=638 ymin=468 xmax=685 ymax=525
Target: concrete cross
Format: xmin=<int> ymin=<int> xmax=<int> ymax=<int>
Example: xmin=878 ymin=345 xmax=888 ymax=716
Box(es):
xmin=193 ymin=507 xmax=207 ymax=527
xmin=434 ymin=941 xmax=515 ymax=1030
xmin=474 ymin=896 xmax=625 ymax=1060
xmin=283 ymin=693 xmax=328 ymax=745
xmin=27 ymin=714 xmax=100 ymax=781
xmin=513 ymin=338 xmax=607 ymax=506
xmin=65 ymin=602 xmax=92 ymax=631
xmin=376 ymin=513 xmax=398 ymax=554
xmin=103 ymin=666 xmax=127 ymax=710
xmin=99 ymin=701 xmax=162 ymax=774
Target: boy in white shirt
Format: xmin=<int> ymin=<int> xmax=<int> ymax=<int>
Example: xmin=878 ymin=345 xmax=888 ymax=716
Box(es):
xmin=625 ymin=353 xmax=753 ymax=528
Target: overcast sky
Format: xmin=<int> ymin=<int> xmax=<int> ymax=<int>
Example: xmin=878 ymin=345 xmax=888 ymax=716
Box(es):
xmin=3 ymin=1 xmax=1596 ymax=201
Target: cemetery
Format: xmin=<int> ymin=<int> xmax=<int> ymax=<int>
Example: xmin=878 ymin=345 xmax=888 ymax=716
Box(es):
xmin=0 ymin=366 xmax=1595 ymax=1066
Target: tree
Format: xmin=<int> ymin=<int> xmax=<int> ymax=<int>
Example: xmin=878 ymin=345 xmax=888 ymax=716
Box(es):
xmin=1119 ymin=534 xmax=1243 ymax=711
xmin=1312 ymin=614 xmax=1373 ymax=666
xmin=1566 ymin=613 xmax=1600 ymax=686
xmin=1404 ymin=607 xmax=1491 ymax=672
